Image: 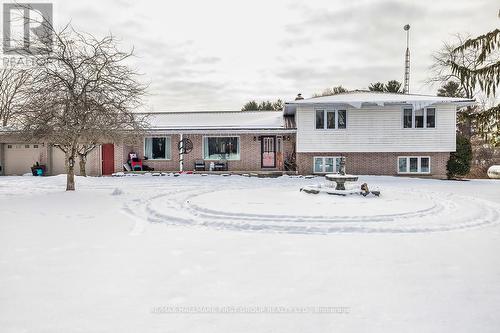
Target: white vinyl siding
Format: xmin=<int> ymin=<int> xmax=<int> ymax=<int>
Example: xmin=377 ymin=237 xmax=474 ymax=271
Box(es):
xmin=296 ymin=104 xmax=456 ymax=153
xmin=397 ymin=156 xmax=431 ymax=174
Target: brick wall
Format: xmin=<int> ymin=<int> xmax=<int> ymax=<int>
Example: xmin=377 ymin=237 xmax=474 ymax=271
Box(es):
xmin=121 ymin=133 xmax=296 ymax=172
xmin=296 ymin=152 xmax=450 ymax=178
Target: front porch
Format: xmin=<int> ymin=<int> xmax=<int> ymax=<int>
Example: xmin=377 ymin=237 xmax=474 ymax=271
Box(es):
xmin=121 ymin=170 xmax=298 ymax=178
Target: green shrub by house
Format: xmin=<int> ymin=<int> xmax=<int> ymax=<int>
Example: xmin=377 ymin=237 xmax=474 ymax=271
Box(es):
xmin=447 ymin=135 xmax=472 ymax=179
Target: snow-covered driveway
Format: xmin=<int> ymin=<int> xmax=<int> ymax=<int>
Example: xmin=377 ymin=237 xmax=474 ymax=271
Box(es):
xmin=0 ymin=174 xmax=499 ymax=332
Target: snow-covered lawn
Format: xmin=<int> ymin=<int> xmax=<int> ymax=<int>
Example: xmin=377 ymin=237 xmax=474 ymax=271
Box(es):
xmin=0 ymin=174 xmax=499 ymax=332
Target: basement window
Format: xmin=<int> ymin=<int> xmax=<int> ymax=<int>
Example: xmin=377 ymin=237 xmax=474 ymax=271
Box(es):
xmin=314 ymin=156 xmax=341 ymax=173
xmin=398 ymin=156 xmax=431 ymax=174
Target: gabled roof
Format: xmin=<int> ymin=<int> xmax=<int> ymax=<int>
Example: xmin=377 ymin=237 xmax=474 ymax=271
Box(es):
xmin=143 ymin=110 xmax=293 ymax=130
xmin=285 ymin=91 xmax=475 ymax=115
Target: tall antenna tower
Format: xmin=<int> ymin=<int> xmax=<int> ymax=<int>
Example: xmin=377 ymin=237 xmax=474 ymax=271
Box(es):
xmin=403 ymin=24 xmax=410 ymax=94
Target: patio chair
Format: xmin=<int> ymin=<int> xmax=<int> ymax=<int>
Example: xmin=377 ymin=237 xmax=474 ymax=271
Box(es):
xmin=214 ymin=159 xmax=228 ymax=171
xmin=194 ymin=160 xmax=206 ymax=171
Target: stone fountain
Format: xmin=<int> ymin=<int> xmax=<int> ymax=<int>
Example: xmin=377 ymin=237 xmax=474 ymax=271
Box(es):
xmin=300 ymin=157 xmax=378 ymax=196
xmin=324 ymin=157 xmax=358 ymax=190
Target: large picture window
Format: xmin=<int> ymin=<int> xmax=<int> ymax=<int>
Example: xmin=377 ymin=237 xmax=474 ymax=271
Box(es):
xmin=144 ymin=137 xmax=171 ymax=160
xmin=403 ymin=108 xmax=436 ymax=129
xmin=203 ymin=137 xmax=240 ymax=160
xmin=398 ymin=156 xmax=431 ymax=174
xmin=313 ymin=156 xmax=341 ymax=173
xmin=315 ymin=110 xmax=347 ymax=130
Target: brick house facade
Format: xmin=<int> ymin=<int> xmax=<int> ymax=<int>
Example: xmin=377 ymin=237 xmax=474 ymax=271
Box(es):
xmin=0 ymin=93 xmax=476 ymax=178
xmin=117 ymin=133 xmax=296 ymax=173
xmin=296 ymin=152 xmax=450 ymax=178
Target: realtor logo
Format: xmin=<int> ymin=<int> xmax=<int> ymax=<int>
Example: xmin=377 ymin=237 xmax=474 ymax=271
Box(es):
xmin=2 ymin=3 xmax=53 ymax=55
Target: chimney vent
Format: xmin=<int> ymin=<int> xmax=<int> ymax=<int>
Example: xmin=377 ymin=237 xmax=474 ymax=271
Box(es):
xmin=295 ymin=93 xmax=304 ymax=100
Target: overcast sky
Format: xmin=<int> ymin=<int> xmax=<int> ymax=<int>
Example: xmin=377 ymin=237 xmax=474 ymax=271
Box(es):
xmin=50 ymin=0 xmax=499 ymax=110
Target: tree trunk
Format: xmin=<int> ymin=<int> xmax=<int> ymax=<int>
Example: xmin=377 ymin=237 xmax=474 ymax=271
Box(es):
xmin=79 ymin=154 xmax=87 ymax=177
xmin=66 ymin=164 xmax=75 ymax=191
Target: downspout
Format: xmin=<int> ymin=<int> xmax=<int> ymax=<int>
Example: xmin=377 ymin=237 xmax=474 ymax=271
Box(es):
xmin=179 ymin=133 xmax=184 ymax=172
xmin=0 ymin=143 xmax=4 ymax=175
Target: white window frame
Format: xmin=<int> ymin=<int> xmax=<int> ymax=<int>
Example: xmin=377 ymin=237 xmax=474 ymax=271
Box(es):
xmin=402 ymin=107 xmax=437 ymax=129
xmin=202 ymin=135 xmax=241 ymax=161
xmin=313 ymin=156 xmax=341 ymax=173
xmin=315 ymin=109 xmax=347 ymax=130
xmin=397 ymin=156 xmax=431 ymax=174
xmin=144 ymin=136 xmax=172 ymax=160
xmin=425 ymin=108 xmax=436 ymax=128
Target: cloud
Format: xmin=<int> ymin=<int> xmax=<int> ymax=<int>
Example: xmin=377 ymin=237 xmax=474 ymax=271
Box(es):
xmin=51 ymin=0 xmax=500 ymax=110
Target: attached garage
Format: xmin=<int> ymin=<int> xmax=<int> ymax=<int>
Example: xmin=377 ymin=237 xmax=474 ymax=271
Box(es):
xmin=50 ymin=145 xmax=102 ymax=176
xmin=4 ymin=143 xmax=44 ymax=175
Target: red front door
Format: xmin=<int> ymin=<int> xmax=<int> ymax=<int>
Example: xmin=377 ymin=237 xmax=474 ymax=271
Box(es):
xmin=101 ymin=144 xmax=115 ymax=175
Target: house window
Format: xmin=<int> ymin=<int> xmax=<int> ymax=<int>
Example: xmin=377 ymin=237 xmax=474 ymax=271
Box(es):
xmin=398 ymin=156 xmax=431 ymax=174
xmin=426 ymin=108 xmax=436 ymax=128
xmin=409 ymin=157 xmax=418 ymax=172
xmin=403 ymin=108 xmax=413 ymax=128
xmin=337 ymin=110 xmax=347 ymax=129
xmin=415 ymin=109 xmax=424 ymax=128
xmin=203 ymin=137 xmax=240 ymax=160
xmin=144 ymin=137 xmax=171 ymax=160
xmin=7 ymin=145 xmax=12 ymax=149
xmin=25 ymin=145 xmax=30 ymax=148
xmin=398 ymin=157 xmax=407 ymax=172
xmin=315 ymin=110 xmax=324 ymax=129
xmin=421 ymin=157 xmax=430 ymax=173
xmin=403 ymin=107 xmax=436 ymax=128
xmin=326 ymin=111 xmax=336 ymax=129
xmin=314 ymin=156 xmax=341 ymax=173
xmin=33 ymin=145 xmax=39 ymax=148
xmin=315 ymin=110 xmax=347 ymax=129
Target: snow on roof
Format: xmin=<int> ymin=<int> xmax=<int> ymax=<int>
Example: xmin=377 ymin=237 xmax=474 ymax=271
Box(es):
xmin=286 ymin=91 xmax=475 ymax=111
xmin=143 ymin=110 xmax=289 ymax=130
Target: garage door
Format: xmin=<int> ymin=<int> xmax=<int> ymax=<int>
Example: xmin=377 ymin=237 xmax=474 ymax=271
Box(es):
xmin=4 ymin=143 xmax=44 ymax=175
xmin=51 ymin=146 xmax=101 ymax=176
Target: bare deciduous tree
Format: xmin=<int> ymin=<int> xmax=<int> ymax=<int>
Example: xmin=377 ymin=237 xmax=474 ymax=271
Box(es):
xmin=19 ymin=24 xmax=147 ymax=190
xmin=428 ymin=34 xmax=483 ymax=99
xmin=428 ymin=34 xmax=489 ymax=138
xmin=0 ymin=68 xmax=29 ymax=126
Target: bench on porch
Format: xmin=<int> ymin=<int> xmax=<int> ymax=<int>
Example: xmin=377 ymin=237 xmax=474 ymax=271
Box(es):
xmin=213 ymin=159 xmax=228 ymax=171
xmin=194 ymin=160 xmax=206 ymax=171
